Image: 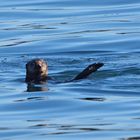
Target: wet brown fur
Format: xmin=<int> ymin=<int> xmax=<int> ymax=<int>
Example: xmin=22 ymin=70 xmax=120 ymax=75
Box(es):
xmin=25 ymin=59 xmax=48 ymax=83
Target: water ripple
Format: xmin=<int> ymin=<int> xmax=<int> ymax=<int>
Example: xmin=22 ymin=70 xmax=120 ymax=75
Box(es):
xmin=0 ymin=0 xmax=140 ymax=140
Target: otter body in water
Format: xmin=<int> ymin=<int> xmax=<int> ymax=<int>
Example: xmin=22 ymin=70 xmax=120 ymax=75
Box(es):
xmin=25 ymin=59 xmax=104 ymax=84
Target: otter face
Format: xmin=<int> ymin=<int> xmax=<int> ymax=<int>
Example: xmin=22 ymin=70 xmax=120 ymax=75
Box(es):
xmin=25 ymin=59 xmax=48 ymax=83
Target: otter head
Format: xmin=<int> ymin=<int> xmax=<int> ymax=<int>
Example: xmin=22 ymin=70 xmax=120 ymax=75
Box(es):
xmin=25 ymin=59 xmax=48 ymax=83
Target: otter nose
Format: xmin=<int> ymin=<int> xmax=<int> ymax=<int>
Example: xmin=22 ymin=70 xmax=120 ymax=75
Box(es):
xmin=36 ymin=64 xmax=42 ymax=69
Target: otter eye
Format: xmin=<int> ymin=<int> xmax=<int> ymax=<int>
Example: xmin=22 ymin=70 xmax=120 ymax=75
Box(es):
xmin=31 ymin=62 xmax=35 ymax=68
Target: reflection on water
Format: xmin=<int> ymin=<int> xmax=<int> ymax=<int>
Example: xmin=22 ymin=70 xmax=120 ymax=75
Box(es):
xmin=0 ymin=0 xmax=140 ymax=140
xmin=79 ymin=97 xmax=106 ymax=102
xmin=26 ymin=83 xmax=49 ymax=92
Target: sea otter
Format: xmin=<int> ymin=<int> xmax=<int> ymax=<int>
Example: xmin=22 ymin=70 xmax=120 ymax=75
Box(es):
xmin=25 ymin=59 xmax=104 ymax=84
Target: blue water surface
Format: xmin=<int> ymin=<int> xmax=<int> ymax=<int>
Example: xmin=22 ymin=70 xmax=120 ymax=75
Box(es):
xmin=0 ymin=0 xmax=140 ymax=140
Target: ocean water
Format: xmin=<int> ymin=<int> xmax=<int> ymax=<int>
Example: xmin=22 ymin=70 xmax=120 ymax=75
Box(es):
xmin=0 ymin=0 xmax=140 ymax=140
